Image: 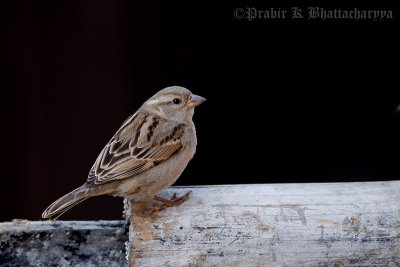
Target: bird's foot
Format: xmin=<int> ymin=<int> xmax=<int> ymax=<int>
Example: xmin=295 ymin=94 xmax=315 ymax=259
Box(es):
xmin=151 ymin=191 xmax=192 ymax=213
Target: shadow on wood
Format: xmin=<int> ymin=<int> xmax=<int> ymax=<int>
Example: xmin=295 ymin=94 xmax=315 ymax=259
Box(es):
xmin=0 ymin=220 xmax=128 ymax=266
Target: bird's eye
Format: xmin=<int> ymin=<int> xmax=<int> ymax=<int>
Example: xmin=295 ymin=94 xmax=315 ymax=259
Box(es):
xmin=173 ymin=98 xmax=181 ymax=104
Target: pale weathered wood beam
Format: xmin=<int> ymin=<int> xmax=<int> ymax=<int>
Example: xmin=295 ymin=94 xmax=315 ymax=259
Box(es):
xmin=128 ymin=181 xmax=400 ymax=266
xmin=1 ymin=181 xmax=399 ymax=266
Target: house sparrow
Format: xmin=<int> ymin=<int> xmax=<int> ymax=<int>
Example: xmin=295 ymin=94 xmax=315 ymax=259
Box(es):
xmin=42 ymin=86 xmax=206 ymax=220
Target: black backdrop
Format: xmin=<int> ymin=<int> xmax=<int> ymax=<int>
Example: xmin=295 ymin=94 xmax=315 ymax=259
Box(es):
xmin=2 ymin=1 xmax=399 ymax=221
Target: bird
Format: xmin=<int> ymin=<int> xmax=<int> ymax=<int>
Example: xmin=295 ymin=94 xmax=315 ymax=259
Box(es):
xmin=42 ymin=86 xmax=206 ymax=220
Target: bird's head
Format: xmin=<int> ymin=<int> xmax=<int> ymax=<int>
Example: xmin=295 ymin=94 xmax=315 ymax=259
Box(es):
xmin=142 ymin=86 xmax=206 ymax=122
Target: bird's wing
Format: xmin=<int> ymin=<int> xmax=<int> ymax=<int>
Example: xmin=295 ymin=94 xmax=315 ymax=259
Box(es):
xmin=86 ymin=110 xmax=186 ymax=186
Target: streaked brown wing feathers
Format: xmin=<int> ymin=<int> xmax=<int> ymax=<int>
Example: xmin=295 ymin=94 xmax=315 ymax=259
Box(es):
xmin=86 ymin=111 xmax=185 ymax=186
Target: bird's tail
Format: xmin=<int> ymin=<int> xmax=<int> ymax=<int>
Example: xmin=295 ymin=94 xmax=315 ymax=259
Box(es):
xmin=42 ymin=185 xmax=90 ymax=220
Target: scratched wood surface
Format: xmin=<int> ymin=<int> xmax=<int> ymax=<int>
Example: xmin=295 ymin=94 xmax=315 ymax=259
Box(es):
xmin=0 ymin=220 xmax=128 ymax=266
xmin=128 ymin=181 xmax=400 ymax=267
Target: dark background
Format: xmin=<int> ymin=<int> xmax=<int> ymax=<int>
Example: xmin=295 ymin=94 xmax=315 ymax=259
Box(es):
xmin=2 ymin=1 xmax=399 ymax=221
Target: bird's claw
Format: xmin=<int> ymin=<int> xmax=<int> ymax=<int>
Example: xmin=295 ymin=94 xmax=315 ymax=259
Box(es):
xmin=151 ymin=191 xmax=192 ymax=214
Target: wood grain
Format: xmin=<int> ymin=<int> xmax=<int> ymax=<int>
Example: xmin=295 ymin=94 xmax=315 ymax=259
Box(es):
xmin=1 ymin=181 xmax=399 ymax=266
xmin=0 ymin=220 xmax=128 ymax=266
xmin=128 ymin=181 xmax=400 ymax=266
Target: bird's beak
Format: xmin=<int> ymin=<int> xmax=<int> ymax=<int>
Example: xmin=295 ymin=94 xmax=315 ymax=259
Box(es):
xmin=186 ymin=94 xmax=207 ymax=108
